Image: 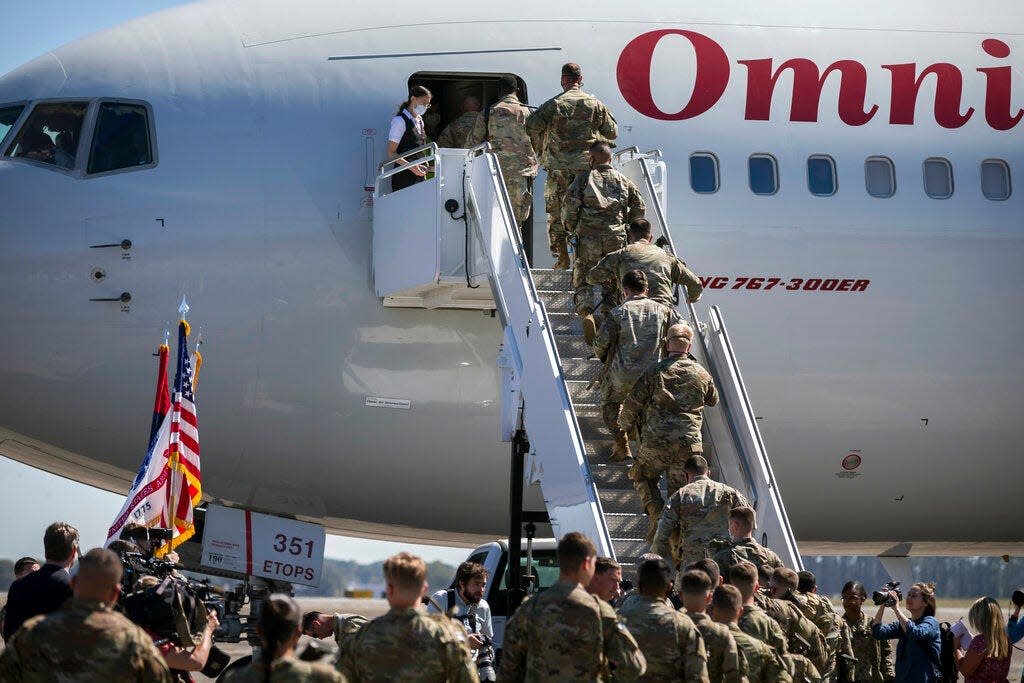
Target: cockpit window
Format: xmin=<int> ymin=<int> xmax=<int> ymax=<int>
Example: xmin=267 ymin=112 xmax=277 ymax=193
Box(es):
xmin=0 ymin=105 xmax=25 ymax=145
xmin=88 ymin=103 xmax=153 ymax=175
xmin=5 ymin=102 xmax=88 ymax=169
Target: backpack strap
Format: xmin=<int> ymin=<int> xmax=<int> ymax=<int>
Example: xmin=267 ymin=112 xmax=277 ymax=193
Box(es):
xmin=446 ymin=588 xmax=457 ymax=614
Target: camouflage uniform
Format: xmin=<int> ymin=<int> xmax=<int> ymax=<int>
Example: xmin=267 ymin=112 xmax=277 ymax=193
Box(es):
xmin=784 ymin=653 xmax=822 ymax=683
xmin=438 ymin=111 xmax=486 ymax=149
xmin=728 ymin=624 xmax=793 ymax=683
xmin=650 ymin=475 xmax=747 ymax=570
xmin=710 ymin=537 xmax=783 ymax=581
xmin=499 ymin=578 xmax=645 ymax=682
xmin=843 ymin=611 xmax=895 ymax=682
xmin=755 ymin=595 xmax=827 ymax=672
xmin=786 ymin=592 xmax=845 ymax=681
xmin=224 ymin=655 xmax=346 ymax=682
xmin=738 ymin=604 xmax=789 ymax=655
xmin=487 ymin=94 xmax=538 ymax=226
xmin=525 ymin=86 xmax=618 ymax=258
xmin=336 ymin=607 xmax=478 ymax=683
xmin=593 ymin=295 xmax=681 ymax=440
xmin=0 ymin=598 xmax=171 ymax=682
xmin=588 ymin=238 xmax=704 ymax=308
xmin=562 ymin=164 xmax=645 ymax=315
xmin=621 ymin=354 xmax=724 ymax=547
xmin=333 ymin=613 xmax=367 ymax=650
xmin=616 ymin=595 xmax=709 ymax=682
xmin=687 ymin=611 xmax=744 ymax=683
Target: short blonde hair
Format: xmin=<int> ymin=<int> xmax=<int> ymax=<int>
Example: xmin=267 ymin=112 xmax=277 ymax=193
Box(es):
xmin=968 ymin=596 xmax=1009 ymax=659
xmin=383 ymin=552 xmax=427 ymax=592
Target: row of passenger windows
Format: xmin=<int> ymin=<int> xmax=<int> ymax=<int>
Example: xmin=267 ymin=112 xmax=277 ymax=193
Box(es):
xmin=689 ymin=153 xmax=1012 ymax=201
xmin=0 ymin=100 xmax=154 ymax=176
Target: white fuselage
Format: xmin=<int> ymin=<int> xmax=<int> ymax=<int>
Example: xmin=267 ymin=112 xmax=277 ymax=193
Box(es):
xmin=0 ymin=0 xmax=1020 ymax=555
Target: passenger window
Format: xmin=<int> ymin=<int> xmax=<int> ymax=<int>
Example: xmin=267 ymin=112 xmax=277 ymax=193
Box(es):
xmin=689 ymin=152 xmax=719 ymax=193
xmin=923 ymin=158 xmax=953 ymax=199
xmin=748 ymin=154 xmax=778 ymax=195
xmin=5 ymin=101 xmax=88 ymax=170
xmin=88 ymin=102 xmax=153 ymax=175
xmin=0 ymin=105 xmax=25 ymax=146
xmin=807 ymin=155 xmax=837 ymax=196
xmin=865 ymin=156 xmax=895 ymax=198
xmin=980 ymin=159 xmax=1011 ymax=201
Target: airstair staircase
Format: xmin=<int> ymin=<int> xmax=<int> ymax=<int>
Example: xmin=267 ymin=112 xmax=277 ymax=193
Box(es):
xmin=373 ymin=143 xmax=802 ymax=572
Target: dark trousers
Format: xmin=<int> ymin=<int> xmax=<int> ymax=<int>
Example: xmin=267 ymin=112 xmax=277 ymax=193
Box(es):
xmin=391 ymin=170 xmax=422 ymax=192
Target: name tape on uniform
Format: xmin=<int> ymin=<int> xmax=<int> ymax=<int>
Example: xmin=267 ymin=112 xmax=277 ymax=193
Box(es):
xmin=201 ymin=504 xmax=326 ymax=587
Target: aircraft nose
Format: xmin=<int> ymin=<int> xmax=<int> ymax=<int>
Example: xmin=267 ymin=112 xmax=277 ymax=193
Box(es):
xmin=0 ymin=51 xmax=68 ymax=102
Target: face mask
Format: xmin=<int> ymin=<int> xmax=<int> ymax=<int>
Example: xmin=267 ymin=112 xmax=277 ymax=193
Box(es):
xmin=413 ymin=104 xmax=427 ymax=116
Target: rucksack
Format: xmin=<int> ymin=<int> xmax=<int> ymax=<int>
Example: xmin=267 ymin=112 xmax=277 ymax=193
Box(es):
xmin=919 ymin=621 xmax=958 ymax=683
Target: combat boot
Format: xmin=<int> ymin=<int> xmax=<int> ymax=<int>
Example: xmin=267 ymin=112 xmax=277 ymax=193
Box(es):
xmin=553 ymin=240 xmax=570 ymax=270
xmin=580 ymin=312 xmax=597 ymax=346
xmin=645 ymin=503 xmax=662 ymax=545
xmin=609 ymin=432 xmax=632 ymax=463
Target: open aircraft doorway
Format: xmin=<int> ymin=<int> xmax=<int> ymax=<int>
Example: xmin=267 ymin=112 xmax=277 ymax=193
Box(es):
xmin=409 ymin=71 xmax=537 ymax=262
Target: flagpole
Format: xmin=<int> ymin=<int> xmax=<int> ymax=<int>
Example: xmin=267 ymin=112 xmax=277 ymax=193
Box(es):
xmin=167 ymin=297 xmax=190 ymax=546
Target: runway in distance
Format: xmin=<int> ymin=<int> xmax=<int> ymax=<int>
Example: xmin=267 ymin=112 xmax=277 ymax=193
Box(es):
xmin=0 ymin=0 xmax=1020 ymax=559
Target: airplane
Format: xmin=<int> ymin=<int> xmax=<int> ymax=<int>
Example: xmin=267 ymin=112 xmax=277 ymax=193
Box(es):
xmin=0 ymin=0 xmax=1020 ymax=570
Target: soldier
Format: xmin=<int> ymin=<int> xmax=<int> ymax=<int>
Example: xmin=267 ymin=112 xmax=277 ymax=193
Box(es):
xmin=227 ymin=595 xmax=346 ymax=683
xmin=729 ymin=563 xmax=789 ymax=656
xmin=710 ymin=507 xmax=784 ymax=580
xmin=562 ymin=141 xmax=645 ymax=344
xmin=499 ymin=532 xmax=646 ymax=682
xmin=336 ymin=552 xmax=478 ymax=683
xmin=798 ymin=571 xmax=838 ymax=615
xmin=437 ymin=96 xmax=486 ymax=149
xmin=486 ymin=75 xmax=538 ymax=230
xmin=839 ymin=581 xmax=895 ymax=682
xmin=753 ymin=570 xmax=827 ymax=676
xmin=711 ymin=585 xmax=793 ymax=683
xmin=679 ymin=569 xmax=744 ymax=683
xmin=593 ymin=269 xmax=681 ymax=462
xmin=588 ymin=218 xmax=704 ymax=308
xmin=525 ymin=62 xmax=618 ymax=270
xmin=302 ymin=610 xmax=368 ymax=650
xmin=685 ymin=559 xmax=724 ymax=588
xmin=621 ymin=321 xmax=730 ymax=550
xmin=586 ymin=557 xmax=623 ymax=604
xmin=0 ymin=547 xmax=171 ymax=682
xmin=612 ymin=553 xmax=662 ymax=612
xmin=617 ymin=558 xmax=709 ymax=682
xmin=772 ymin=568 xmax=848 ymax=681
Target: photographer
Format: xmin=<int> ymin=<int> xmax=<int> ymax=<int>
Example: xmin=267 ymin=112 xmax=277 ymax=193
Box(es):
xmin=1009 ymin=589 xmax=1024 ymax=645
xmin=426 ymin=561 xmax=495 ymax=681
xmin=870 ymin=582 xmax=940 ymax=682
xmin=136 ymin=575 xmax=220 ymax=683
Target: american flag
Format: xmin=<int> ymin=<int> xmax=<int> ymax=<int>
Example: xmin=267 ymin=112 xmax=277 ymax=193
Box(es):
xmin=157 ymin=319 xmax=202 ymax=555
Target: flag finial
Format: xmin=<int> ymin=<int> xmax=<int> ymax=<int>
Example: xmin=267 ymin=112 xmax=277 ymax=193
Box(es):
xmin=178 ymin=296 xmax=190 ymax=317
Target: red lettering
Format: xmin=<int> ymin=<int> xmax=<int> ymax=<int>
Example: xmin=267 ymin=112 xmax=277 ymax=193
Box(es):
xmin=709 ymin=276 xmax=729 ymax=289
xmin=617 ymin=30 xmax=730 ymax=121
xmin=820 ymin=278 xmax=838 ymax=291
xmin=699 ymin=276 xmax=713 ymax=288
xmin=852 ymin=279 xmax=870 ymax=292
xmin=739 ymin=58 xmax=877 ymax=125
xmin=882 ymin=62 xmax=974 ymax=128
xmin=838 ymin=279 xmax=853 ymax=292
xmin=978 ymin=39 xmax=1022 ymax=131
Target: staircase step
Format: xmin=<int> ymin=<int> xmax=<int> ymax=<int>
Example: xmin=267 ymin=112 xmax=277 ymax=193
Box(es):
xmin=612 ymin=539 xmax=653 ymax=562
xmin=604 ymin=513 xmax=650 ymax=539
xmin=599 ymin=488 xmax=645 ymax=514
xmin=590 ymin=463 xmax=631 ymax=487
xmin=566 ymin=380 xmax=600 ymax=405
xmin=547 ymin=312 xmax=580 ymax=336
xmin=530 ymin=269 xmax=573 ymax=291
xmin=560 ymin=358 xmax=602 ymax=382
xmin=556 ymin=336 xmax=595 ymax=360
xmin=537 ymin=290 xmax=575 ymax=313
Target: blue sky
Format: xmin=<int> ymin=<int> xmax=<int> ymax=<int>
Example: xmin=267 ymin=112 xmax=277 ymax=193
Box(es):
xmin=0 ymin=1 xmax=469 ymax=567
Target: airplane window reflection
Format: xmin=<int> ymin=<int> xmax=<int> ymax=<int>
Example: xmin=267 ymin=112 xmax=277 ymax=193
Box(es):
xmin=865 ymin=156 xmax=895 ymax=198
xmin=923 ymin=157 xmax=953 ymax=199
xmin=748 ymin=154 xmax=778 ymax=196
xmin=980 ymin=159 xmax=1011 ymax=201
xmin=807 ymin=155 xmax=837 ymax=196
xmin=88 ymin=103 xmax=153 ymax=175
xmin=0 ymin=105 xmax=25 ymax=147
xmin=689 ymin=153 xmax=719 ymax=194
xmin=5 ymin=102 xmax=88 ymax=170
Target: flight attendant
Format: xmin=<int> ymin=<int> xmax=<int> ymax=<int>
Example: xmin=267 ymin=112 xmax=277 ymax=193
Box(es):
xmin=387 ymin=85 xmax=432 ymax=192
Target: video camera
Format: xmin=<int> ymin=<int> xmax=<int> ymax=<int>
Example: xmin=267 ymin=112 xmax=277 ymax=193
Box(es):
xmin=872 ymin=581 xmax=902 ymax=607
